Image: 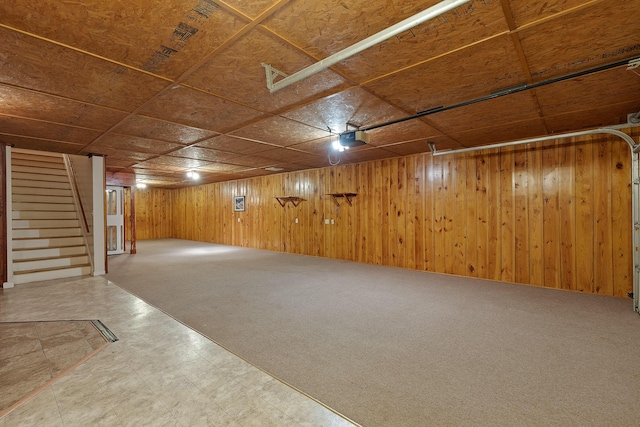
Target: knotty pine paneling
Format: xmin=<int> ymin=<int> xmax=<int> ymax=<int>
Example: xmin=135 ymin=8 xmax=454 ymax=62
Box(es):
xmin=134 ymin=187 xmax=173 ymax=240
xmin=135 ymin=131 xmax=636 ymax=297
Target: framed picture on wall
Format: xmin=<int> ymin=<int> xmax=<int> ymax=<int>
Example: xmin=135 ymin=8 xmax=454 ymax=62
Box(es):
xmin=234 ymin=195 xmax=245 ymax=212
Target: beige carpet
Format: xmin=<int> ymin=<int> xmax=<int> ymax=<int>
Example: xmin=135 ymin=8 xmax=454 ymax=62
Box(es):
xmin=107 ymin=239 xmax=640 ymax=426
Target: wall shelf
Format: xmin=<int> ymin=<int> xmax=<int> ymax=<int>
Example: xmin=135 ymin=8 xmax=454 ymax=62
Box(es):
xmin=327 ymin=192 xmax=357 ymax=207
xmin=275 ymin=196 xmax=306 ymax=207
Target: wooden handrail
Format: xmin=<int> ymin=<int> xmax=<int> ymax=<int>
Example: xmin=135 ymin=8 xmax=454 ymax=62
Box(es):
xmin=63 ymin=155 xmax=90 ymax=234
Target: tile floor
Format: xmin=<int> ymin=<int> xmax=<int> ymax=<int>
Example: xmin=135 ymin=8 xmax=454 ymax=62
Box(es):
xmin=0 ymin=276 xmax=357 ymax=427
xmin=0 ymin=320 xmax=108 ymax=413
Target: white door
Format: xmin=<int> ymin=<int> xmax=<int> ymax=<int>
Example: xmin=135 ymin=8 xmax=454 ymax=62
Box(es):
xmin=106 ymin=186 xmax=125 ymax=255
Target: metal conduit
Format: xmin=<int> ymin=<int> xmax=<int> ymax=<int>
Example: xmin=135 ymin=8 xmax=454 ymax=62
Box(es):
xmin=432 ymin=127 xmax=640 ymax=313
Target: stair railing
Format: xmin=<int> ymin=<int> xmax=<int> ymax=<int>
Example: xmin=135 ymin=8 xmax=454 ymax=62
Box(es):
xmin=62 ymin=154 xmax=94 ymax=273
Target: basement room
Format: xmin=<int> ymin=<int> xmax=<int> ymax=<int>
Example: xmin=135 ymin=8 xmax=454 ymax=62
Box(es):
xmin=1 ymin=0 xmax=640 ymax=425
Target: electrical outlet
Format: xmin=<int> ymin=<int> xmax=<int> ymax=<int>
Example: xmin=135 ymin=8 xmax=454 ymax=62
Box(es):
xmin=295 ymin=217 xmax=298 ymax=223
xmin=331 ymin=219 xmax=335 ymax=224
xmin=325 ymin=219 xmax=329 ymax=225
xmin=237 ymin=217 xmax=241 ymax=222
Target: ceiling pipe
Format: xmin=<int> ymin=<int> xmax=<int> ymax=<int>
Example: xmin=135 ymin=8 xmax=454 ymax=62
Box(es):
xmin=431 ymin=127 xmax=638 ymax=157
xmin=267 ymin=0 xmax=471 ymax=93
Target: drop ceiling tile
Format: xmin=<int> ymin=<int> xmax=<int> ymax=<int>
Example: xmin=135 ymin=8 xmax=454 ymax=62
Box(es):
xmin=382 ymin=135 xmax=462 ymax=156
xmin=268 ymin=0 xmax=508 ymax=83
xmin=281 ymin=87 xmax=426 ymax=134
xmin=0 ymin=135 xmax=85 ymax=154
xmin=195 ymin=162 xmax=248 ymax=173
xmin=544 ymin=101 xmax=640 ymax=134
xmin=0 ymin=27 xmax=169 ymax=111
xmin=112 ymin=115 xmax=219 ymax=144
xmin=92 ymin=134 xmax=184 ymax=154
xmin=255 ymin=148 xmax=326 ymax=167
xmin=230 ymin=116 xmax=328 ymax=147
xmin=184 ymin=28 xmax=352 ymax=112
xmin=365 ymin=120 xmax=444 ymax=146
xmin=448 ymin=119 xmax=548 ymax=147
xmin=364 ymin=34 xmax=527 ymax=115
xmin=137 ymin=85 xmax=268 ymax=132
xmin=340 ymin=147 xmax=399 ymax=163
xmin=519 ymin=1 xmax=640 ymax=81
xmin=168 ymin=146 xmax=237 ymax=162
xmin=535 ymin=68 xmax=640 ymax=116
xmin=194 ymin=135 xmax=275 ymax=154
xmin=222 ymin=0 xmax=280 ymax=18
xmin=288 ymin=137 xmax=333 ymax=156
xmin=0 ymin=115 xmax=102 ymax=144
xmin=0 ymin=0 xmax=246 ymax=79
xmin=0 ymin=84 xmax=127 ymax=131
xmin=507 ymin=0 xmax=592 ymax=28
xmin=226 ymin=154 xmax=279 ymax=168
xmin=135 ymin=155 xmax=212 ymax=170
xmin=426 ymin=91 xmax=541 ymax=133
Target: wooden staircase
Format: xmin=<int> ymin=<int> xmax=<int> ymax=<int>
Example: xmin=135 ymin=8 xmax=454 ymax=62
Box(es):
xmin=11 ymin=149 xmax=91 ymax=284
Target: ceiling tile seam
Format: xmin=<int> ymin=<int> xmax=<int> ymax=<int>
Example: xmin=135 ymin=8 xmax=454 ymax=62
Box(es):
xmin=449 ymin=117 xmax=547 ymax=137
xmin=509 ymin=0 xmax=604 ymax=33
xmin=0 ymin=132 xmax=86 ymax=146
xmin=81 ymin=0 xmax=293 ymax=156
xmin=539 ymin=98 xmax=640 ymax=119
xmin=359 ymin=32 xmax=509 ymax=87
xmin=0 ymin=113 xmax=110 ymax=133
xmin=0 ymin=23 xmax=173 ymax=83
xmin=0 ymin=82 xmax=130 ymax=115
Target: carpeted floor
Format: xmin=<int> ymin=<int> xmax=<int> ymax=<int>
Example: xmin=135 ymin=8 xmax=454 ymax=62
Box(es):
xmin=107 ymin=239 xmax=640 ymax=426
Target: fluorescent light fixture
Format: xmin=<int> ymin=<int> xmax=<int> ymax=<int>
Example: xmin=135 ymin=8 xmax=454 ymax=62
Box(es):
xmin=264 ymin=167 xmax=285 ymax=172
xmin=136 ymin=182 xmax=147 ymax=189
xmin=265 ymin=0 xmax=471 ymax=92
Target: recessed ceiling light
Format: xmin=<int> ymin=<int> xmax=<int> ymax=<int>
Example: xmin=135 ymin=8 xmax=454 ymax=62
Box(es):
xmin=186 ymin=171 xmax=200 ymax=179
xmin=264 ymin=167 xmax=284 ymax=172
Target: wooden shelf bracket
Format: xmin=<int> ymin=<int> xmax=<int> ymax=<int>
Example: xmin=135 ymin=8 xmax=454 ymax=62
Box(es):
xmin=327 ymin=192 xmax=357 ymax=207
xmin=275 ymin=196 xmax=306 ymax=207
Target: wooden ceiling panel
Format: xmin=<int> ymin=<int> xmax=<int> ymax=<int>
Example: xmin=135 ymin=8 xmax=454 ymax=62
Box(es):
xmin=0 ymin=115 xmax=101 ymax=145
xmin=229 ymin=116 xmax=329 ymax=147
xmin=225 ymin=154 xmax=280 ymax=168
xmin=288 ymin=137 xmax=333 ymax=156
xmin=194 ymin=135 xmax=275 ymax=154
xmin=196 ymin=162 xmax=249 ymax=173
xmin=135 ymin=155 xmax=213 ymax=170
xmin=0 ymin=85 xmax=128 ymax=131
xmin=365 ymin=120 xmax=444 ymax=146
xmin=519 ymin=1 xmax=640 ymax=81
xmin=222 ymin=0 xmax=281 ymax=19
xmin=535 ymin=68 xmax=640 ymax=116
xmin=137 ymin=85 xmax=268 ymax=132
xmin=0 ymin=28 xmax=169 ymax=111
xmin=333 ymin=2 xmax=509 ymax=82
xmin=447 ymin=118 xmax=547 ymax=147
xmin=92 ymin=134 xmax=184 ymax=154
xmin=381 ymin=135 xmax=462 ymax=156
xmin=0 ymin=135 xmax=84 ymax=154
xmin=364 ymin=35 xmax=527 ymax=114
xmin=426 ymin=90 xmax=541 ymax=133
xmin=256 ymin=148 xmax=325 ymax=167
xmin=0 ymin=0 xmax=246 ymax=79
xmin=340 ymin=147 xmax=399 ymax=163
xmin=281 ymin=87 xmax=425 ymax=134
xmin=112 ymin=115 xmax=218 ymax=144
xmin=544 ymin=101 xmax=640 ymax=134
xmin=184 ymin=28 xmax=352 ymax=112
xmin=168 ymin=146 xmax=237 ymax=162
xmin=506 ymin=0 xmax=592 ymax=27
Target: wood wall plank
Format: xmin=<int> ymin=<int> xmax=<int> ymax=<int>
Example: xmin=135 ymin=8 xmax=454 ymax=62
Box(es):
xmin=134 ymin=132 xmax=635 ymax=298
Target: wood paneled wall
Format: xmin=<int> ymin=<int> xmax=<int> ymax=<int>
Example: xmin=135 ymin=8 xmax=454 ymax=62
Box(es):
xmin=136 ymin=130 xmax=638 ymax=297
xmin=134 ymin=187 xmax=173 ymax=240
